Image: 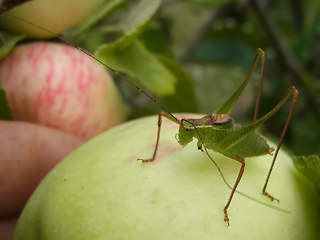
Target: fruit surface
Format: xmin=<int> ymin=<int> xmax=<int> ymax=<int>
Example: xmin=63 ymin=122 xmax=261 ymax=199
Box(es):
xmin=14 ymin=114 xmax=320 ymax=240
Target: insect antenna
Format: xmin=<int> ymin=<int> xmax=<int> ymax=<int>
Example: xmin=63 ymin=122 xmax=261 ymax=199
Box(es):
xmin=4 ymin=13 xmax=179 ymax=123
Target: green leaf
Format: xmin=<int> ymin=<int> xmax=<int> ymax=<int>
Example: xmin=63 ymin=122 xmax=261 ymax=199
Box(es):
xmin=293 ymin=155 xmax=320 ymax=192
xmin=0 ymin=87 xmax=13 ymax=120
xmin=103 ymin=0 xmax=162 ymax=49
xmin=67 ymin=0 xmax=162 ymax=52
xmin=93 ymin=0 xmax=174 ymax=96
xmin=139 ymin=24 xmax=171 ymax=56
xmin=158 ymin=55 xmax=198 ymax=112
xmin=96 ymin=39 xmax=177 ymax=96
xmin=65 ymin=0 xmax=126 ymax=40
xmin=117 ymin=0 xmax=161 ymax=42
xmin=0 ymin=30 xmax=22 ymax=120
xmin=0 ymin=30 xmax=25 ymax=59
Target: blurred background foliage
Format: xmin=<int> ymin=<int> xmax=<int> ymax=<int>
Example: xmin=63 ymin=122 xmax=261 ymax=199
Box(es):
xmin=90 ymin=0 xmax=320 ymax=157
xmin=1 ymin=0 xmax=320 ymax=156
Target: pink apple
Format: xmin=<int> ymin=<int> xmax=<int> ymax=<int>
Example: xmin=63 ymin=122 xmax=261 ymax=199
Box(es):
xmin=0 ymin=0 xmax=105 ymax=38
xmin=0 ymin=42 xmax=125 ymax=139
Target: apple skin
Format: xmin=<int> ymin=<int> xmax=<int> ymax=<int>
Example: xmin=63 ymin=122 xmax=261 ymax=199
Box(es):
xmin=14 ymin=114 xmax=320 ymax=239
xmin=0 ymin=0 xmax=105 ymax=38
xmin=0 ymin=42 xmax=125 ymax=140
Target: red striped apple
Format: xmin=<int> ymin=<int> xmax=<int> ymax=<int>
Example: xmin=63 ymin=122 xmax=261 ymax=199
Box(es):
xmin=0 ymin=42 xmax=125 ymax=139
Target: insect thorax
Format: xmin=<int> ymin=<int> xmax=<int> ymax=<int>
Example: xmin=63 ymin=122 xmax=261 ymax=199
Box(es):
xmin=177 ymin=114 xmax=235 ymax=148
xmin=181 ymin=114 xmax=233 ymax=129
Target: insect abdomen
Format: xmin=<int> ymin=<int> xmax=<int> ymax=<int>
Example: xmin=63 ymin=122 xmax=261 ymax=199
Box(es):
xmin=223 ymin=132 xmax=270 ymax=158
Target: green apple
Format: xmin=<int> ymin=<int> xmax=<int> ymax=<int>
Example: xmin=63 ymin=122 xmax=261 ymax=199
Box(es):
xmin=0 ymin=0 xmax=105 ymax=38
xmin=14 ymin=114 xmax=320 ymax=239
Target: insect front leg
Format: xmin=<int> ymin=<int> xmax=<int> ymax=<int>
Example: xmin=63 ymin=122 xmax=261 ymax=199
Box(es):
xmin=137 ymin=111 xmax=181 ymax=163
xmin=224 ymin=156 xmax=245 ymax=226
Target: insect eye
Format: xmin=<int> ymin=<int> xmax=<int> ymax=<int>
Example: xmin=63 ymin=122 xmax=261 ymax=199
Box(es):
xmin=214 ymin=117 xmax=233 ymax=126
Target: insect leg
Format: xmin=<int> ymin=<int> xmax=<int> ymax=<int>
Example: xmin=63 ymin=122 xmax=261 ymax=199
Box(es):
xmin=253 ymin=48 xmax=265 ymax=121
xmin=215 ymin=48 xmax=265 ymax=116
xmin=137 ymin=111 xmax=181 ymax=163
xmin=223 ymin=156 xmax=245 ymax=226
xmin=262 ymin=87 xmax=298 ymax=201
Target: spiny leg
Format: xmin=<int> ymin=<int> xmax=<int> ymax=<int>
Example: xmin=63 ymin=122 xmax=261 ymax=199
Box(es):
xmin=262 ymin=87 xmax=298 ymax=201
xmin=137 ymin=111 xmax=181 ymax=163
xmin=223 ymin=156 xmax=245 ymax=226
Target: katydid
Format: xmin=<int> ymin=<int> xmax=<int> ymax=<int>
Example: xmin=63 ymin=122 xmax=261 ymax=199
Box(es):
xmin=137 ymin=48 xmax=298 ymax=225
xmin=2 ymin=14 xmax=298 ymax=226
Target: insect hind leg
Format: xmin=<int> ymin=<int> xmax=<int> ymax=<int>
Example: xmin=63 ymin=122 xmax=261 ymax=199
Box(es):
xmin=223 ymin=156 xmax=245 ymax=226
xmin=262 ymin=86 xmax=298 ymax=202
